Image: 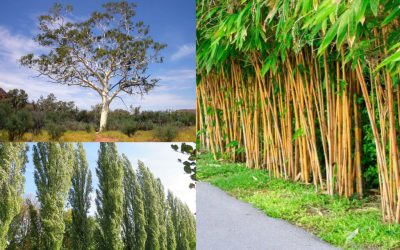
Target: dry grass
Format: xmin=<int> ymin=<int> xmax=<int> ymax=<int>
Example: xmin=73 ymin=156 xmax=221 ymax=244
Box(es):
xmin=0 ymin=126 xmax=195 ymax=142
xmin=0 ymin=130 xmax=97 ymax=142
xmin=99 ymin=126 xmax=196 ymax=142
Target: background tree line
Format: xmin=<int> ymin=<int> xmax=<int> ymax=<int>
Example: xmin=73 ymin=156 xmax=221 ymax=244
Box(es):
xmin=0 ymin=88 xmax=196 ymax=141
xmin=0 ymin=142 xmax=196 ymax=250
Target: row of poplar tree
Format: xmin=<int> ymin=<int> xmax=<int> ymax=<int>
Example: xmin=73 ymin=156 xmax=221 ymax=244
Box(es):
xmin=0 ymin=142 xmax=196 ymax=250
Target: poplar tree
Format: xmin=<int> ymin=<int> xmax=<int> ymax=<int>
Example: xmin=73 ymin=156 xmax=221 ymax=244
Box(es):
xmin=136 ymin=160 xmax=160 ymax=250
xmin=0 ymin=142 xmax=29 ymax=249
xmin=165 ymin=204 xmax=176 ymax=250
xmin=155 ymin=178 xmax=166 ymax=250
xmin=183 ymin=204 xmax=196 ymax=250
xmin=121 ymin=154 xmax=146 ymax=250
xmin=177 ymin=203 xmax=190 ymax=250
xmin=166 ymin=191 xmax=179 ymax=247
xmin=33 ymin=142 xmax=75 ymax=250
xmin=27 ymin=199 xmax=41 ymax=250
xmin=69 ymin=142 xmax=93 ymax=250
xmin=94 ymin=143 xmax=124 ymax=250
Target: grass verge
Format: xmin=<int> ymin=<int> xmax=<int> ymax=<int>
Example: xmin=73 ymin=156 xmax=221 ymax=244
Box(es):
xmin=197 ymin=151 xmax=400 ymax=250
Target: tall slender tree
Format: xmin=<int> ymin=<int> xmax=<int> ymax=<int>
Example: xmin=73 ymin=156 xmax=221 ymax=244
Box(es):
xmin=27 ymin=198 xmax=41 ymax=250
xmin=167 ymin=191 xmax=179 ymax=248
xmin=165 ymin=204 xmax=176 ymax=250
xmin=177 ymin=202 xmax=190 ymax=250
xmin=33 ymin=142 xmax=75 ymax=250
xmin=136 ymin=160 xmax=160 ymax=250
xmin=0 ymin=142 xmax=29 ymax=249
xmin=155 ymin=178 xmax=167 ymax=250
xmin=69 ymin=142 xmax=93 ymax=250
xmin=183 ymin=204 xmax=196 ymax=250
xmin=121 ymin=154 xmax=147 ymax=250
xmin=94 ymin=143 xmax=124 ymax=250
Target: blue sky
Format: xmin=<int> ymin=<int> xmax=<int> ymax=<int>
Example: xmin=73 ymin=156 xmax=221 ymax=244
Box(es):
xmin=23 ymin=142 xmax=196 ymax=215
xmin=0 ymin=0 xmax=195 ymax=111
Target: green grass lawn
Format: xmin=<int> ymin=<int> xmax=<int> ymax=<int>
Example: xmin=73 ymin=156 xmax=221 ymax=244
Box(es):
xmin=197 ymin=151 xmax=400 ymax=250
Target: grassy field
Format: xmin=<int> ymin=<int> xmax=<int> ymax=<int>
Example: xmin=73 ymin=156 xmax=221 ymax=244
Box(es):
xmin=197 ymin=151 xmax=400 ymax=250
xmin=0 ymin=126 xmax=195 ymax=142
xmin=98 ymin=126 xmax=195 ymax=142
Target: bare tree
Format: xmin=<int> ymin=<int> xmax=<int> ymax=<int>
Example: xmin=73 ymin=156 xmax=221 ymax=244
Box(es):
xmin=19 ymin=1 xmax=167 ymax=131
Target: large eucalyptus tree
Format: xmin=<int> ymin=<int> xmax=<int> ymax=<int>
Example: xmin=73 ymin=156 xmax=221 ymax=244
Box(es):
xmin=19 ymin=1 xmax=167 ymax=131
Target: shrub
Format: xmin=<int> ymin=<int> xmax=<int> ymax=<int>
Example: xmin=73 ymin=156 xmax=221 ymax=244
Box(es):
xmin=106 ymin=118 xmax=120 ymax=131
xmin=32 ymin=112 xmax=45 ymax=136
xmin=174 ymin=121 xmax=184 ymax=128
xmin=47 ymin=123 xmax=67 ymax=140
xmin=65 ymin=121 xmax=87 ymax=131
xmin=154 ymin=124 xmax=179 ymax=142
xmin=120 ymin=121 xmax=138 ymax=137
xmin=85 ymin=123 xmax=92 ymax=133
xmin=0 ymin=101 xmax=14 ymax=129
xmin=0 ymin=109 xmax=7 ymax=129
xmin=76 ymin=110 xmax=88 ymax=122
xmin=139 ymin=120 xmax=154 ymax=131
xmin=5 ymin=111 xmax=34 ymax=141
xmin=93 ymin=123 xmax=100 ymax=132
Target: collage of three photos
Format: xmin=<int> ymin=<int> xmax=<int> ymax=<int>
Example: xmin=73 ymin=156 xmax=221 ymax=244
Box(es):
xmin=3 ymin=0 xmax=400 ymax=249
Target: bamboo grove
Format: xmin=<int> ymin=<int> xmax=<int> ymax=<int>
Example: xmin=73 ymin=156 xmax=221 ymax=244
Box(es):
xmin=196 ymin=0 xmax=400 ymax=223
xmin=0 ymin=142 xmax=196 ymax=250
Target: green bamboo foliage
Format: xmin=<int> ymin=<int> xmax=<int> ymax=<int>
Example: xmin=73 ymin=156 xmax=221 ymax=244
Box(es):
xmin=33 ymin=142 xmax=75 ymax=250
xmin=197 ymin=0 xmax=400 ymax=223
xmin=0 ymin=143 xmax=28 ymax=249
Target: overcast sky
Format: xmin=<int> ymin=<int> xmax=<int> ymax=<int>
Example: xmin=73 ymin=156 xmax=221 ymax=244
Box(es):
xmin=0 ymin=0 xmax=195 ymax=111
xmin=23 ymin=142 xmax=196 ymax=215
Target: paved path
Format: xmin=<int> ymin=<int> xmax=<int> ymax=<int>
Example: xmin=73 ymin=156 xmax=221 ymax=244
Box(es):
xmin=197 ymin=182 xmax=342 ymax=250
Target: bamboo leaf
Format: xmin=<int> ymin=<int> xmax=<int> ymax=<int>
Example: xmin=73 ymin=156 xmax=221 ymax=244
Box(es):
xmin=293 ymin=128 xmax=304 ymax=141
xmin=348 ymin=9 xmax=357 ymax=47
xmin=389 ymin=42 xmax=400 ymax=52
xmin=370 ymin=0 xmax=378 ymax=16
xmin=377 ymin=50 xmax=400 ymax=70
xmin=336 ymin=11 xmax=349 ymax=48
xmin=317 ymin=16 xmax=341 ymax=56
xmin=313 ymin=0 xmax=318 ymax=10
xmin=382 ymin=8 xmax=400 ymax=26
xmin=225 ymin=140 xmax=238 ymax=148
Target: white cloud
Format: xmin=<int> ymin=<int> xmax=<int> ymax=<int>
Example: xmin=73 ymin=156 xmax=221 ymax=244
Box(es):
xmin=171 ymin=44 xmax=195 ymax=61
xmin=0 ymin=25 xmax=47 ymax=62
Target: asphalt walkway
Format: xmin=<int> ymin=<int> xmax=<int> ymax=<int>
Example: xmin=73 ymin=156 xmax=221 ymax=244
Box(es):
xmin=197 ymin=182 xmax=342 ymax=250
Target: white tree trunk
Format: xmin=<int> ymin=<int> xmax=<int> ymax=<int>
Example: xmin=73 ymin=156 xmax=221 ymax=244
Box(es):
xmin=99 ymin=97 xmax=110 ymax=132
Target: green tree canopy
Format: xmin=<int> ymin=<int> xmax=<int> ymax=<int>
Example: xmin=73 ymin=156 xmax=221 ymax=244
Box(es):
xmin=19 ymin=1 xmax=167 ymax=131
xmin=94 ymin=143 xmax=124 ymax=250
xmin=0 ymin=142 xmax=29 ymax=249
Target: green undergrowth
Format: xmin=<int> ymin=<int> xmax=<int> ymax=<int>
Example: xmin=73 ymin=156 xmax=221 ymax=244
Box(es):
xmin=197 ymin=151 xmax=400 ymax=250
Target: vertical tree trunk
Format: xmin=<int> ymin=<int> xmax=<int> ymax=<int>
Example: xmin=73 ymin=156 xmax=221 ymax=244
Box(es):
xmin=99 ymin=97 xmax=110 ymax=132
